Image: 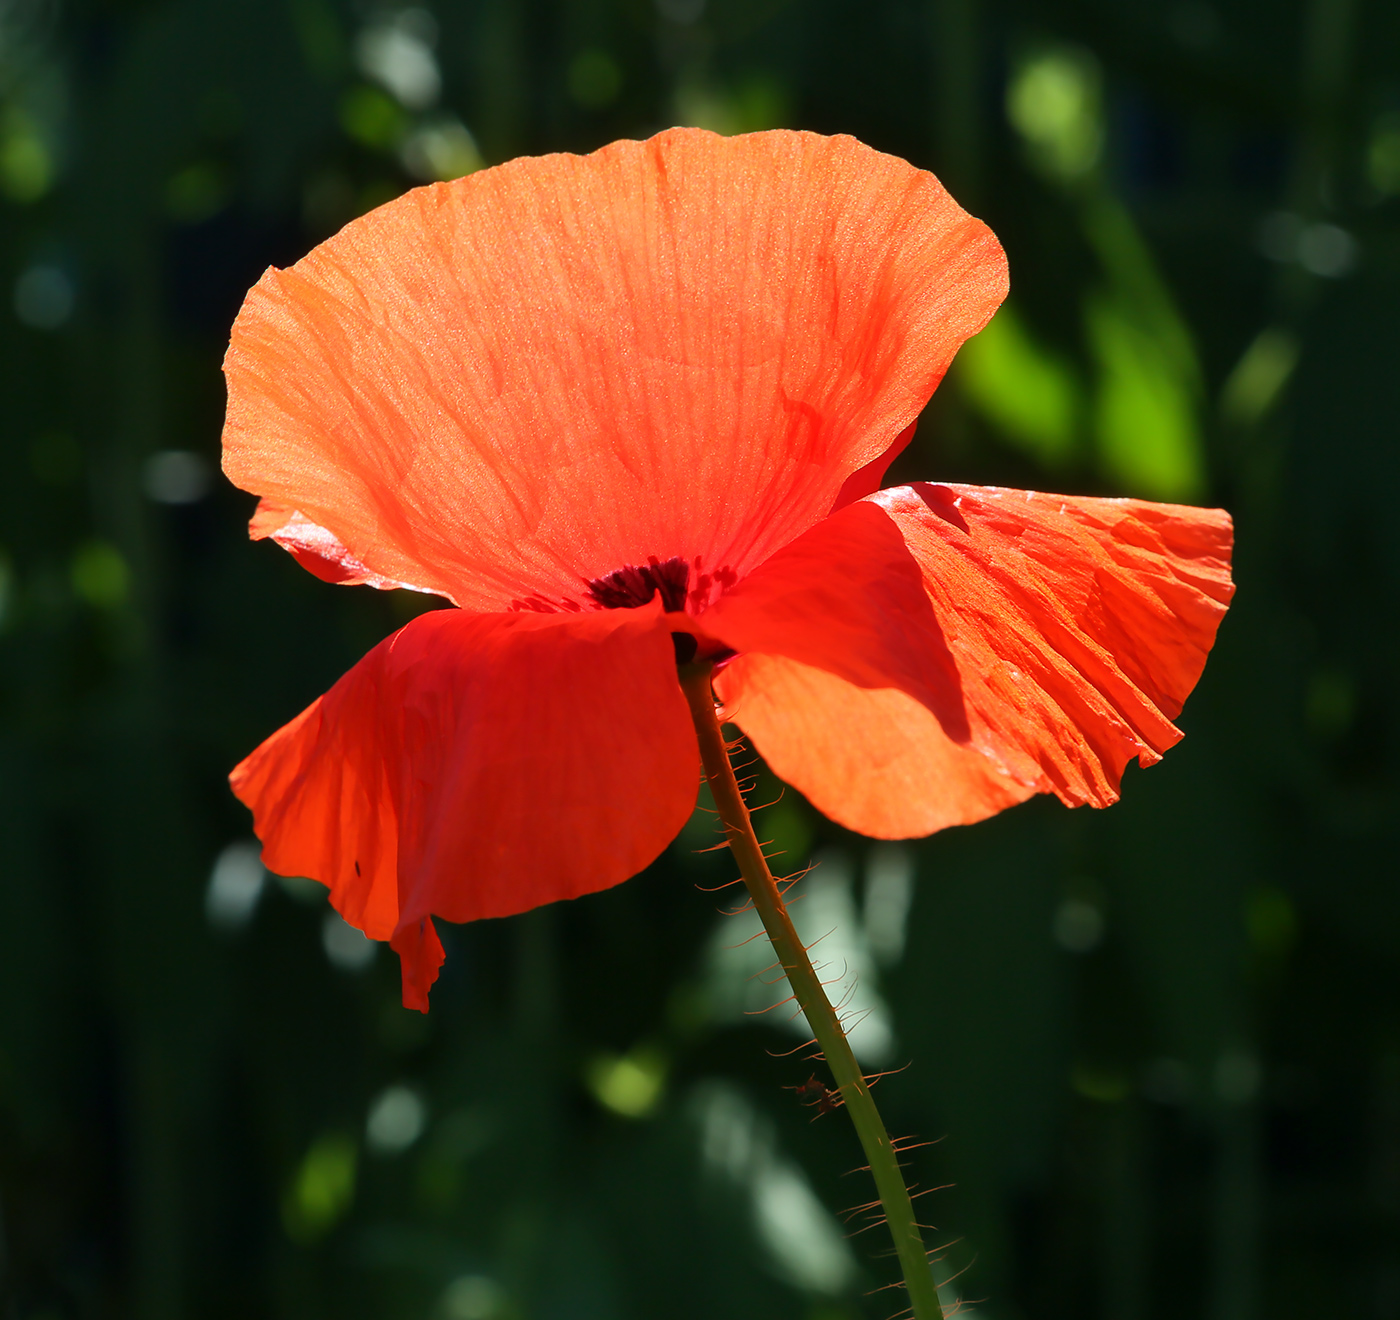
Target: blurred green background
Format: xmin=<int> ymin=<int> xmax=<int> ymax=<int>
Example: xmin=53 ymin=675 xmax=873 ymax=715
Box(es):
xmin=2 ymin=0 xmax=1398 ymax=1316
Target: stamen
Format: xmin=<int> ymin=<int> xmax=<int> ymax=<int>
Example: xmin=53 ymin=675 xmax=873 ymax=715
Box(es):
xmin=586 ymin=555 xmax=690 ymax=612
xmin=510 ymin=555 xmax=735 ymax=618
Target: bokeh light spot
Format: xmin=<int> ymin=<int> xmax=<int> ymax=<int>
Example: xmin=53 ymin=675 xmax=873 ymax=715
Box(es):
xmin=1220 ymin=328 xmax=1298 ymax=427
xmin=143 ymin=450 xmax=212 ymax=505
xmin=400 ymin=117 xmax=482 ymax=182
xmin=0 ymin=108 xmax=53 ymax=202
xmin=1214 ymin=1049 xmax=1261 ymax=1105
xmin=441 ymin=1275 xmax=505 ymax=1320
xmin=1297 ymin=223 xmax=1357 ymax=278
xmin=1052 ymin=898 xmax=1104 ymax=954
xmin=205 ymin=840 xmax=266 ymax=932
xmin=1368 ymin=111 xmax=1400 ymax=195
xmin=1008 ymin=47 xmax=1102 ymax=179
xmin=694 ymin=1082 xmax=856 ymax=1293
xmin=14 ymin=264 xmax=73 ymax=330
xmin=365 ymin=1084 xmax=427 ymax=1154
xmin=586 ymin=1046 xmax=666 ymax=1118
xmin=283 ymin=1132 xmax=357 ymax=1242
xmin=322 ymin=912 xmax=377 ymax=972
xmin=70 ymin=542 xmax=129 ymax=609
xmin=355 ymin=9 xmax=440 ymax=110
xmin=863 ymin=843 xmax=914 ymax=967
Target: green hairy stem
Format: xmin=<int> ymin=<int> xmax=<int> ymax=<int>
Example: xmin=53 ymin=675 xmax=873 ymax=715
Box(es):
xmin=678 ymin=662 xmax=946 ymax=1320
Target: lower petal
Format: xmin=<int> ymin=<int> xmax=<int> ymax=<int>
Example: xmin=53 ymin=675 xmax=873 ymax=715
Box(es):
xmin=714 ymin=653 xmax=1034 ymax=838
xmin=391 ymin=918 xmax=447 ymax=1014
xmin=230 ymin=604 xmax=698 ymax=1008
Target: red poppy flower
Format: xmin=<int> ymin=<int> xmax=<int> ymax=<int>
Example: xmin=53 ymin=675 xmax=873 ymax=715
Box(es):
xmin=224 ymin=128 xmax=1233 ymax=1010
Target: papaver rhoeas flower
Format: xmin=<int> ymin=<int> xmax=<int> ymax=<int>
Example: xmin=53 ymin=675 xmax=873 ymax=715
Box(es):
xmin=224 ymin=128 xmax=1233 ymax=1010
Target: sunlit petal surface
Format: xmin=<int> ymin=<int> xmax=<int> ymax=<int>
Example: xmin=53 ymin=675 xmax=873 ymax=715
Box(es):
xmin=230 ymin=604 xmax=697 ymax=1007
xmin=716 ymin=482 xmax=1233 ymax=837
xmin=223 ymin=128 xmax=1005 ymax=610
xmin=700 ymin=497 xmax=961 ymax=725
xmin=717 ymin=654 xmax=1035 ymax=837
xmin=249 ymin=498 xmax=439 ymax=593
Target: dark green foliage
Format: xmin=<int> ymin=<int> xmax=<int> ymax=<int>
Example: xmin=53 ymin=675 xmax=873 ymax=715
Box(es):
xmin=1 ymin=0 xmax=1396 ymax=1317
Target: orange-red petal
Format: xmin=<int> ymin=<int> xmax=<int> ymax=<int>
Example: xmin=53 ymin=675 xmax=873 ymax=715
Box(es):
xmin=713 ymin=484 xmax=1233 ymax=838
xmin=223 ymin=129 xmax=1005 ymax=609
xmin=229 ymin=605 xmax=698 ymax=1008
xmin=700 ymin=498 xmax=964 ymax=733
xmin=830 ymin=419 xmax=918 ymax=511
xmin=716 ymin=654 xmax=1035 ymax=838
xmin=249 ymin=498 xmax=441 ymax=594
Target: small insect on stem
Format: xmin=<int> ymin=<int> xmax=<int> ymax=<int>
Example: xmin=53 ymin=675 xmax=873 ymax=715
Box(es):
xmin=788 ymin=1073 xmax=844 ymax=1118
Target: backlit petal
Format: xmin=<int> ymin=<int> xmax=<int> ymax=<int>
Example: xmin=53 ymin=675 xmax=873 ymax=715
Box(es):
xmin=223 ymin=129 xmax=1005 ymax=609
xmin=715 ymin=654 xmax=1034 ymax=838
xmin=249 ymin=498 xmax=441 ymax=594
xmin=829 ymin=419 xmax=918 ymax=511
xmin=229 ymin=605 xmax=698 ymax=1008
xmin=715 ymin=483 xmax=1233 ymax=837
xmin=700 ymin=498 xmax=965 ymax=735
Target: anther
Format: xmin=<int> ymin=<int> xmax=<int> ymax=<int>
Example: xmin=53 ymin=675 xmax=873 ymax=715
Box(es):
xmin=586 ymin=555 xmax=690 ymax=612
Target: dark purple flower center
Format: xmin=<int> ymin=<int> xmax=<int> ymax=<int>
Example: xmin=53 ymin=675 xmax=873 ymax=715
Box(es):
xmin=586 ymin=556 xmax=690 ymax=613
xmin=507 ymin=556 xmax=735 ymax=619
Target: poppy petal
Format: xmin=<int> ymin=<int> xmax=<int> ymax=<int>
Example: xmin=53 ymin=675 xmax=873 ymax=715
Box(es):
xmin=229 ymin=605 xmax=698 ymax=1009
xmin=829 ymin=419 xmax=918 ymax=511
xmin=249 ymin=498 xmax=442 ymax=594
xmin=223 ymin=128 xmax=1005 ymax=611
xmin=700 ymin=497 xmax=965 ymax=736
xmin=713 ymin=483 xmax=1233 ymax=837
xmin=715 ymin=654 xmax=1035 ymax=838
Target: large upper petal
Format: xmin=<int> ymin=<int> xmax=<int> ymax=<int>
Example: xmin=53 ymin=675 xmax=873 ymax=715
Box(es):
xmin=223 ymin=128 xmax=1005 ymax=611
xmin=712 ymin=484 xmax=1233 ymax=837
xmin=229 ymin=605 xmax=698 ymax=1008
